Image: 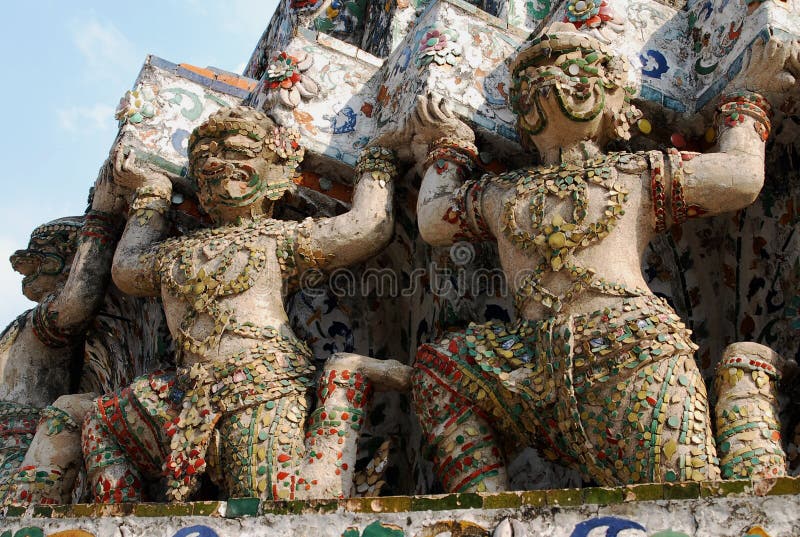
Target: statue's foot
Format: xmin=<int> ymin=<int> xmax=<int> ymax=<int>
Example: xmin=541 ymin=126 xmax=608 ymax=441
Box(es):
xmin=325 ymin=352 xmax=413 ymax=392
xmin=353 ymin=439 xmax=390 ymax=497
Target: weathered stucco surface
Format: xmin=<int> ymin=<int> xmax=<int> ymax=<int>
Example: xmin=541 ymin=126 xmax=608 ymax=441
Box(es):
xmin=2 ymin=478 xmax=799 ymax=536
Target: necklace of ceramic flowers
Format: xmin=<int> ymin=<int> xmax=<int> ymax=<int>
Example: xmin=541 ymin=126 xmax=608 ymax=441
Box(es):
xmin=156 ymin=218 xmax=298 ymax=357
xmin=499 ymin=153 xmax=646 ymax=312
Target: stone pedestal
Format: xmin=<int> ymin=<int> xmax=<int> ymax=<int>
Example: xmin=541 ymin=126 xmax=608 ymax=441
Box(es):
xmin=3 ymin=477 xmax=799 ymax=536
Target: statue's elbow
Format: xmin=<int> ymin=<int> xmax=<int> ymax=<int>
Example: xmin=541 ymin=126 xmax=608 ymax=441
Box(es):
xmin=734 ymin=167 xmax=765 ymax=208
xmin=369 ymin=211 xmax=395 ymax=251
xmin=111 ymin=260 xmax=142 ymax=297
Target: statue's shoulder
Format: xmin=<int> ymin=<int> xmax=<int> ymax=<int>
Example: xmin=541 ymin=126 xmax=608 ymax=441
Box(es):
xmin=488 ymin=166 xmax=542 ymax=186
xmin=611 ymin=151 xmax=650 ymax=174
xmin=0 ymin=310 xmax=30 ymax=356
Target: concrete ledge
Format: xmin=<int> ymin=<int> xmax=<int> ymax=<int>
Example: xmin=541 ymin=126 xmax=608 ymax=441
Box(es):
xmin=3 ymin=476 xmax=798 ymax=519
xmin=1 ymin=484 xmax=798 ymax=536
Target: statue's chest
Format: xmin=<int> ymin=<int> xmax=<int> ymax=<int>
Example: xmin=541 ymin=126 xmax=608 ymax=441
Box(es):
xmin=160 ymin=228 xmax=286 ymax=305
xmin=499 ymin=157 xmax=629 ymax=267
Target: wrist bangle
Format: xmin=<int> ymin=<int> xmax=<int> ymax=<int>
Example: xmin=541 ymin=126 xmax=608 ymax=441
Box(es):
xmin=423 ymin=137 xmax=478 ymax=176
xmin=80 ymin=210 xmax=123 ymax=248
xmin=134 ymin=183 xmax=172 ymax=200
xmin=716 ymin=91 xmax=772 ymax=142
xmin=648 ymin=151 xmax=668 ymax=233
xmin=355 ymin=147 xmax=397 ymax=187
xmin=667 ymin=149 xmax=687 ymax=226
xmin=31 ymin=294 xmax=72 ymax=348
xmin=130 ymin=184 xmax=172 ymax=224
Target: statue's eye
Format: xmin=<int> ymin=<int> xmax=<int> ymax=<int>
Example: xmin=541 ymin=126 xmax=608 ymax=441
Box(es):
xmin=39 ymin=253 xmax=65 ymax=276
xmin=223 ymin=145 xmax=258 ymax=159
xmin=189 ymin=144 xmax=211 ymax=161
xmin=197 ymin=160 xmax=227 ymax=178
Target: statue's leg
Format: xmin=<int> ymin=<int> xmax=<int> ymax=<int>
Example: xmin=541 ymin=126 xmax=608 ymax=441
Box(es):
xmin=573 ymin=348 xmax=719 ymax=485
xmin=281 ymin=352 xmax=410 ymax=500
xmin=551 ymin=298 xmax=719 ymax=486
xmin=83 ymin=373 xmax=176 ymax=503
xmin=296 ymin=360 xmax=373 ymax=499
xmin=215 ymin=392 xmax=309 ymax=500
xmin=413 ymin=346 xmax=507 ymax=493
xmin=0 ymin=403 xmax=40 ymax=501
xmin=1 ymin=394 xmax=95 ymax=505
xmin=714 ymin=342 xmax=788 ymax=479
xmin=215 ymin=353 xmax=409 ymax=501
xmin=643 ymin=352 xmax=719 ymax=483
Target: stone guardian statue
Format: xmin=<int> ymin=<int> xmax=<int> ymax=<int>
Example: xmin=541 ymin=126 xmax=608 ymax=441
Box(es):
xmin=81 ymin=106 xmax=406 ymax=502
xmin=0 ymin=167 xmax=125 ymax=504
xmin=408 ymin=27 xmax=787 ymax=491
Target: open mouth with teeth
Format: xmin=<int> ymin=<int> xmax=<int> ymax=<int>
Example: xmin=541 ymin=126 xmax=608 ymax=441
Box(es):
xmin=11 ymin=250 xmax=65 ymax=287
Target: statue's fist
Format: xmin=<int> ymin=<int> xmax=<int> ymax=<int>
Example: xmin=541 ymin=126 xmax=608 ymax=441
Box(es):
xmin=367 ymin=120 xmax=413 ymax=154
xmin=734 ymin=37 xmax=800 ymax=97
xmin=90 ymin=162 xmax=127 ymax=214
xmin=410 ymin=94 xmax=475 ymax=146
xmin=111 ymin=143 xmax=171 ymax=192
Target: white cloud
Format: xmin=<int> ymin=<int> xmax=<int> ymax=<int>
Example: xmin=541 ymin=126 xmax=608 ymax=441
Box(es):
xmin=57 ymin=103 xmax=116 ymax=134
xmin=69 ymin=15 xmax=138 ymax=82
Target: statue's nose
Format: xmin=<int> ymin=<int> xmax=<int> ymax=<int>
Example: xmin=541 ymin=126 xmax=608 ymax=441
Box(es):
xmin=201 ymin=158 xmax=226 ymax=175
xmin=10 ymin=250 xmax=36 ymax=275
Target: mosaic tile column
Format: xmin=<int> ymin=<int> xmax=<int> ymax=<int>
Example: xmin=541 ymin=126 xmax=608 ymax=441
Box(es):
xmin=714 ymin=342 xmax=788 ymax=480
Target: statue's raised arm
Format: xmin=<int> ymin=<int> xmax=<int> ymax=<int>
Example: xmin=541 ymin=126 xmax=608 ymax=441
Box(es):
xmin=109 ymin=143 xmax=174 ymax=297
xmin=290 ymin=145 xmax=397 ymax=275
xmin=665 ymin=36 xmax=800 ymax=225
xmin=410 ymin=96 xmax=491 ymax=247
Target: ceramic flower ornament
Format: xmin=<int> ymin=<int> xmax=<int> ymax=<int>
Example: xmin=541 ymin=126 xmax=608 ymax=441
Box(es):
xmin=264 ymin=51 xmax=320 ymax=108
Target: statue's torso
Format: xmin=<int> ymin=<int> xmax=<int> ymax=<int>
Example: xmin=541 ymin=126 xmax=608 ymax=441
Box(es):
xmin=0 ymin=311 xmax=74 ymax=408
xmin=485 ymin=152 xmax=657 ymax=319
xmin=154 ymin=219 xmax=301 ymax=366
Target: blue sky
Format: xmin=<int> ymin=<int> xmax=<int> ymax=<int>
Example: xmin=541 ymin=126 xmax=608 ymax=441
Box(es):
xmin=0 ymin=1 xmax=278 ymax=327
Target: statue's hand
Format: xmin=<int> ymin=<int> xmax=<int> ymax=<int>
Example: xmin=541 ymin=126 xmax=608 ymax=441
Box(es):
xmin=90 ymin=163 xmax=128 ymax=214
xmin=410 ymin=94 xmax=475 ymax=147
xmin=111 ymin=143 xmax=171 ymax=192
xmin=733 ymin=37 xmax=800 ymax=96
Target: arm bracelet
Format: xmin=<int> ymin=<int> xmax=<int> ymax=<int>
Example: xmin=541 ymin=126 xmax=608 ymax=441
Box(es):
xmin=354 ymin=147 xmax=398 ymax=187
xmin=444 ymin=176 xmax=493 ymax=241
xmin=647 ymin=151 xmax=668 ymax=233
xmin=423 ymin=137 xmax=479 ymax=177
xmin=716 ymin=91 xmax=772 ymax=142
xmin=129 ymin=184 xmax=172 ymax=223
xmin=80 ymin=210 xmax=124 ymax=247
xmin=666 ymin=149 xmax=688 ymax=226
